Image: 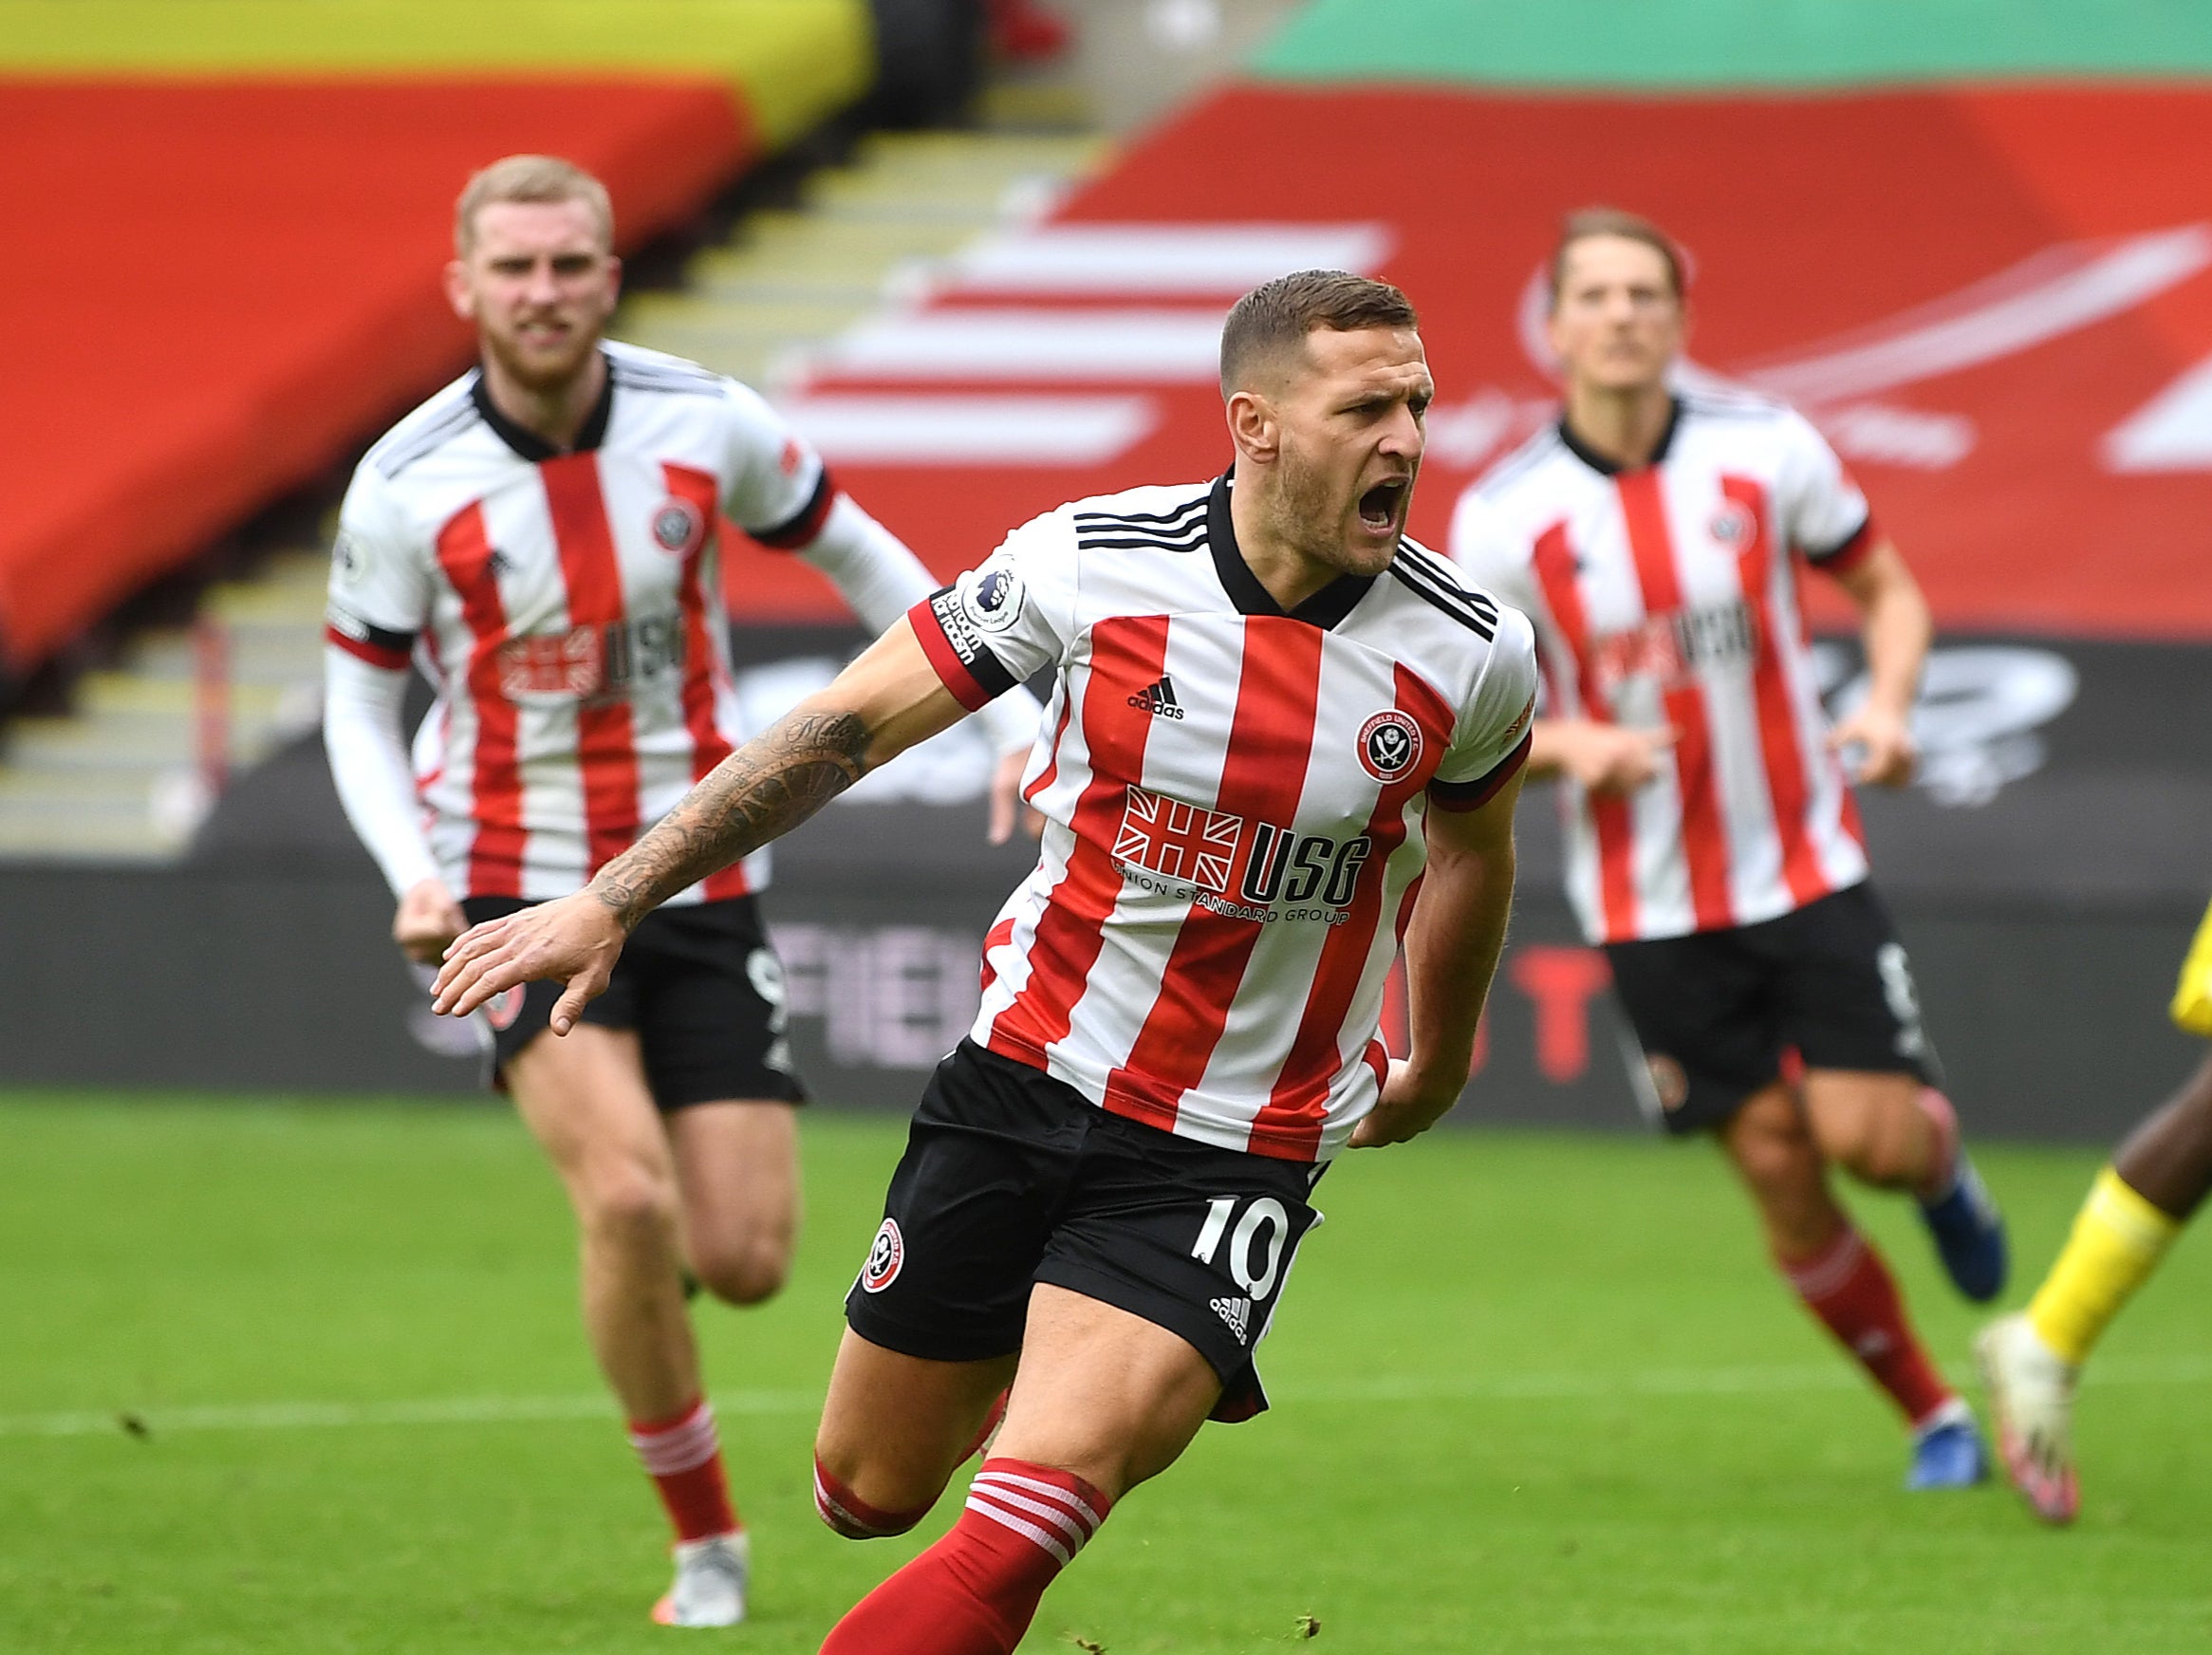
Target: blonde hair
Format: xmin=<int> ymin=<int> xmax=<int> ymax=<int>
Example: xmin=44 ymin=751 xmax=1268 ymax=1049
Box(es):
xmin=454 ymin=155 xmax=615 ymax=257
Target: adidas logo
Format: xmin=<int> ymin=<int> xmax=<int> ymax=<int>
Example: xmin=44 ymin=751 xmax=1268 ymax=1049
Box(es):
xmin=1126 ymin=677 xmax=1185 ymax=718
xmin=1209 ymin=1294 xmax=1252 ymax=1345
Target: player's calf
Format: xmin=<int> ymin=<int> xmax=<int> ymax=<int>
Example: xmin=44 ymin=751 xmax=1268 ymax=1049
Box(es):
xmin=811 ymin=1395 xmax=1004 ymax=1539
xmin=818 ymin=1457 xmax=1111 ymax=1655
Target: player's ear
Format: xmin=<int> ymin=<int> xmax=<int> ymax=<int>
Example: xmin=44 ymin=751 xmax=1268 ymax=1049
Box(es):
xmin=443 ymin=259 xmax=477 ymax=323
xmin=1226 ymin=388 xmax=1279 ymax=465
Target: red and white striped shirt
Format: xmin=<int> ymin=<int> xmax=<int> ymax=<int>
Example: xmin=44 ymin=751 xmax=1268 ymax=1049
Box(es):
xmin=325 ymin=342 xmax=848 ymax=904
xmin=1450 ymin=390 xmax=1876 ymax=947
xmin=912 ymin=474 xmax=1539 ymax=1163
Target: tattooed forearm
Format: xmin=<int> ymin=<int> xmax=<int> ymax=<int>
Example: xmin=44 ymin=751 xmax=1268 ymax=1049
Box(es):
xmin=589 ymin=709 xmax=871 ymax=928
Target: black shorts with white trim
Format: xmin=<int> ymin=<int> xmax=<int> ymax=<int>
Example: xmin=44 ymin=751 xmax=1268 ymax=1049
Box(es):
xmin=846 ymin=1040 xmax=1326 ymax=1423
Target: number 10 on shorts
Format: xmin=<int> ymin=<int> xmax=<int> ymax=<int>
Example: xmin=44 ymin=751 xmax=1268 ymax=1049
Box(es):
xmin=1192 ymin=1196 xmax=1292 ymax=1300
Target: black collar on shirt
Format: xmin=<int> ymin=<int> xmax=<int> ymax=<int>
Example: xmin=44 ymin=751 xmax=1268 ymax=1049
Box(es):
xmin=1556 ymin=394 xmax=1682 ymax=475
xmin=1205 ymin=470 xmax=1376 ymax=630
xmin=472 ymin=352 xmax=615 ymax=461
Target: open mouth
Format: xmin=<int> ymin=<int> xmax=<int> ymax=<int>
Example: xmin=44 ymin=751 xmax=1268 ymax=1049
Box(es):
xmin=1358 ymin=478 xmax=1408 ymax=530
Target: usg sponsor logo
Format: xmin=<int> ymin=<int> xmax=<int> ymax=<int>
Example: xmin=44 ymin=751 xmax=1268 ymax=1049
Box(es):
xmin=497 ymin=614 xmax=686 ymax=701
xmin=1111 ymin=786 xmax=1373 ymax=921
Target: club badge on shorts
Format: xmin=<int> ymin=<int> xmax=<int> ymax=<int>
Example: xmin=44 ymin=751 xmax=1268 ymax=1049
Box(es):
xmin=859 ymin=1218 xmax=904 ymax=1293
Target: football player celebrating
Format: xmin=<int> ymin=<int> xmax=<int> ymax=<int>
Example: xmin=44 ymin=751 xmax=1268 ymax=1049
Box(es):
xmin=1979 ymin=895 xmax=2212 ymax=1523
xmin=1451 ymin=209 xmax=2007 ymax=1488
xmin=321 ymin=155 xmax=1040 ymax=1626
xmin=433 ymin=270 xmax=1540 ymax=1655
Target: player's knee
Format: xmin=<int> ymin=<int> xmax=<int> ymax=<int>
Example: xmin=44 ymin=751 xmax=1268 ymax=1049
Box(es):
xmin=1812 ymin=1106 xmax=1911 ymax=1185
xmin=1729 ymin=1116 xmax=1817 ymax=1196
xmin=692 ymin=1237 xmax=790 ymax=1307
xmin=579 ymin=1169 xmax=679 ymax=1250
xmin=811 ymin=1448 xmax=932 ymax=1539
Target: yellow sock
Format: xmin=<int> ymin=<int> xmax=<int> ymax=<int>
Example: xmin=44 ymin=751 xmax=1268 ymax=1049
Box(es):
xmin=2026 ymin=1166 xmax=2182 ymax=1366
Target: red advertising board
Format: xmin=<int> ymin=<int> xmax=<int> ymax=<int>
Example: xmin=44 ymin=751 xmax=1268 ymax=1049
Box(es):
xmin=758 ymin=84 xmax=2212 ymax=641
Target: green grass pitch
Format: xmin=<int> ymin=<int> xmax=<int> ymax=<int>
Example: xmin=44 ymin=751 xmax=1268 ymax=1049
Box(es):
xmin=3 ymin=1094 xmax=2208 ymax=1653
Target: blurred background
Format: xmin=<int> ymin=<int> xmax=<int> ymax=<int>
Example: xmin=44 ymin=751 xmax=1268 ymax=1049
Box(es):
xmin=1 ymin=0 xmax=2207 ymax=1136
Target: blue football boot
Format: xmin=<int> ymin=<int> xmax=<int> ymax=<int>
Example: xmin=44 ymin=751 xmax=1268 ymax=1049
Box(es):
xmin=1905 ymin=1402 xmax=1990 ymax=1490
xmin=1919 ymin=1154 xmax=2009 ymax=1303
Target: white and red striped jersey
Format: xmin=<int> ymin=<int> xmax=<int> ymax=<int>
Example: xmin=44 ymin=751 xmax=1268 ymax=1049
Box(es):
xmin=1450 ymin=390 xmax=1878 ymax=947
xmin=325 ymin=342 xmax=847 ymax=905
xmin=911 ymin=474 xmax=1539 ymax=1163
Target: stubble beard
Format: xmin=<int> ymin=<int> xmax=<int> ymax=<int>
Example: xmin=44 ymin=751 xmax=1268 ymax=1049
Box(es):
xmin=482 ymin=317 xmax=601 ymax=400
xmin=1268 ymin=444 xmax=1401 ymax=580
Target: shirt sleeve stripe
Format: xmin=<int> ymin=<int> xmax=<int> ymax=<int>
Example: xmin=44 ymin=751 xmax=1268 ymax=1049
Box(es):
xmin=751 ymin=468 xmax=838 ymax=549
xmin=1801 ymin=511 xmax=1876 ymax=570
xmin=324 ymin=621 xmax=415 ymax=672
xmin=1427 ymin=731 xmax=1532 ymax=812
xmin=908 ymin=594 xmax=1015 ymax=711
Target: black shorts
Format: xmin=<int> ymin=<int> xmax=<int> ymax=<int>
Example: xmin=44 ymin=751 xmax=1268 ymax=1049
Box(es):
xmin=461 ymin=894 xmax=806 ymax=1110
xmin=1604 ymin=881 xmax=1939 ymax=1136
xmin=845 ymin=1040 xmax=1327 ymax=1423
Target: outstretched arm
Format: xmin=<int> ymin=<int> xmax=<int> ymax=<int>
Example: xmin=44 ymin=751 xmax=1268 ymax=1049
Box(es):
xmin=431 ymin=618 xmax=968 ymax=1029
xmin=1350 ymin=763 xmax=1525 ymax=1147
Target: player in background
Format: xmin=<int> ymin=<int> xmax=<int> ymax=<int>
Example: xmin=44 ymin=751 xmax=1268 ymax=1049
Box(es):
xmin=320 ymin=156 xmax=1041 ymax=1627
xmin=431 ymin=270 xmax=1540 ymax=1655
xmin=1451 ymin=209 xmax=2008 ymax=1489
xmin=1978 ymin=897 xmax=2212 ymax=1522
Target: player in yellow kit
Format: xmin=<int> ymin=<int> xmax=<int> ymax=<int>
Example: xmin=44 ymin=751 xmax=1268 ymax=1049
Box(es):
xmin=1976 ymin=896 xmax=2212 ymax=1523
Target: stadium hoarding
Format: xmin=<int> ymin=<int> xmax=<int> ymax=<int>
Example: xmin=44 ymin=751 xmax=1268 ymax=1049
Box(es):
xmin=754 ymin=81 xmax=2212 ymax=647
xmin=0 ymin=860 xmax=2196 ymax=1144
xmin=3 ymin=622 xmax=2203 ymax=1140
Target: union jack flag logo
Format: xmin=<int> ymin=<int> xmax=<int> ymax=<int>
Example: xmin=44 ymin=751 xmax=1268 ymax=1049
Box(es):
xmin=1113 ymin=788 xmax=1243 ymax=893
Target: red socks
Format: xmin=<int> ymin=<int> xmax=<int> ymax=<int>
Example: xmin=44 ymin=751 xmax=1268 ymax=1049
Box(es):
xmin=1780 ymin=1227 xmax=1953 ymax=1427
xmin=819 ymin=1459 xmax=1111 ymax=1655
xmin=628 ymin=1398 xmax=738 ymax=1542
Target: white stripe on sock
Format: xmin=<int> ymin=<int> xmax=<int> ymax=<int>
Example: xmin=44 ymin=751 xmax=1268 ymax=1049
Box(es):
xmin=964 ymin=1494 xmax=1073 ymax=1565
xmin=630 ymin=1403 xmax=719 ymax=1476
xmin=974 ymin=1469 xmax=1103 ymax=1533
xmin=967 ymin=1480 xmax=1091 ymax=1548
xmin=1784 ymin=1230 xmax=1866 ymax=1301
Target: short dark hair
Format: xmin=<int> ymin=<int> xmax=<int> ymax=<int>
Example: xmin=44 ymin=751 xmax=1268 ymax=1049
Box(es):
xmin=1547 ymin=208 xmax=1687 ymax=305
xmin=1218 ymin=270 xmax=1419 ymax=397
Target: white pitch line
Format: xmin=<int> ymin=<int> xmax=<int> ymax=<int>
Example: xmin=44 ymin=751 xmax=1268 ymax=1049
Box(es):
xmin=8 ymin=1358 xmax=2209 ymax=1442
xmin=0 ymin=1388 xmax=818 ymax=1441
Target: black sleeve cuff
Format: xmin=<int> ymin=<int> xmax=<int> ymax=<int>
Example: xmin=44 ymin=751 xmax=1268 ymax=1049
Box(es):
xmin=1427 ymin=731 xmax=1533 ymax=812
xmin=750 ymin=467 xmax=837 ymax=549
